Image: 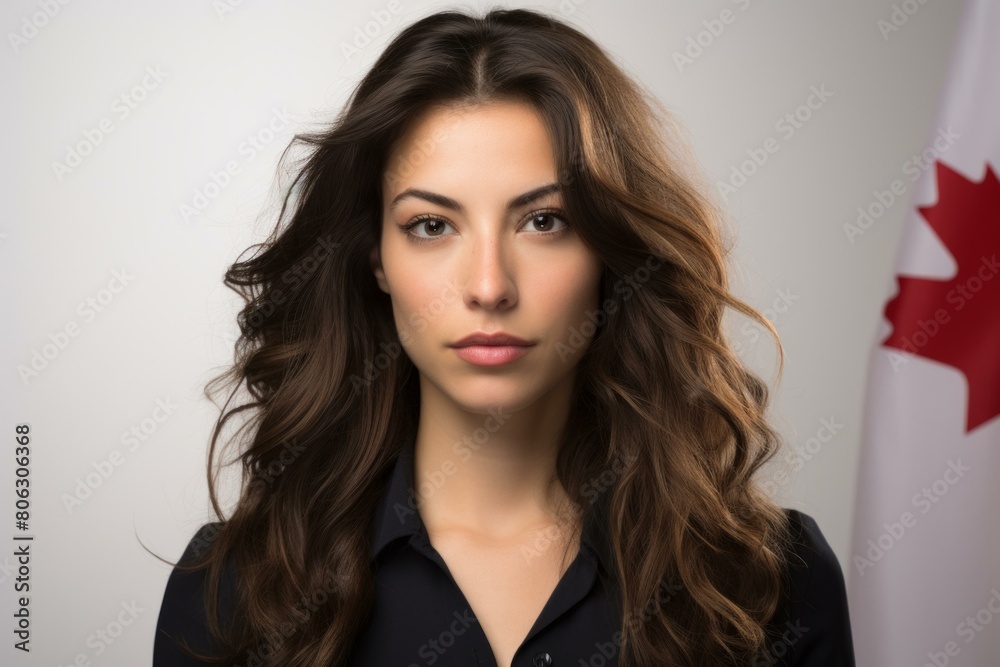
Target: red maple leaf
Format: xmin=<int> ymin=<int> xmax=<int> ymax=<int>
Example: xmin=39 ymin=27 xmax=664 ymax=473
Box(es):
xmin=882 ymin=160 xmax=1000 ymax=433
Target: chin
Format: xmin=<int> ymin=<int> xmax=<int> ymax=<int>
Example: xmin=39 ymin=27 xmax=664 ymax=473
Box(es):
xmin=453 ymin=389 xmax=535 ymax=415
xmin=442 ymin=378 xmax=542 ymax=415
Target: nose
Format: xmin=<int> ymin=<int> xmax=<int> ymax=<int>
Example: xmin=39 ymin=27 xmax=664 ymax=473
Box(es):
xmin=462 ymin=231 xmax=517 ymax=311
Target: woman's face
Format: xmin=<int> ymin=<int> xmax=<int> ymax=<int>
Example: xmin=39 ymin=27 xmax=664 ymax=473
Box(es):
xmin=373 ymin=101 xmax=604 ymax=415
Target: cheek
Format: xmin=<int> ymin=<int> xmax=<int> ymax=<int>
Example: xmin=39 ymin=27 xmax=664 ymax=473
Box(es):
xmin=381 ymin=251 xmax=452 ymax=345
xmin=536 ymin=255 xmax=603 ymax=328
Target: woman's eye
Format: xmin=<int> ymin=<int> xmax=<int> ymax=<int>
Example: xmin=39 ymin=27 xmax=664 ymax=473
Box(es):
xmin=408 ymin=218 xmax=453 ymax=238
xmin=523 ymin=211 xmax=568 ymax=233
xmin=401 ymin=210 xmax=570 ymax=244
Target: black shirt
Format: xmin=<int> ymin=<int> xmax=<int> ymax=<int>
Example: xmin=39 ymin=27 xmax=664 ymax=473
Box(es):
xmin=154 ymin=432 xmax=856 ymax=666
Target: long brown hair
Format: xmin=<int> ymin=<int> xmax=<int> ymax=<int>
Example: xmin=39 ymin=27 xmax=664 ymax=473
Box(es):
xmin=161 ymin=6 xmax=794 ymax=666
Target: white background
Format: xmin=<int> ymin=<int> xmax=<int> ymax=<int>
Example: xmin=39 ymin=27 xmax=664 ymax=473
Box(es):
xmin=1 ymin=0 xmax=965 ymax=664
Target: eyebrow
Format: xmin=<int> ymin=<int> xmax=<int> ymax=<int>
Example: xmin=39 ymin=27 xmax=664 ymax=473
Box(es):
xmin=388 ymin=182 xmax=562 ymax=214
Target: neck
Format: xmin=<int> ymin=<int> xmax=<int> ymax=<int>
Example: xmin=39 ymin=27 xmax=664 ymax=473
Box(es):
xmin=411 ymin=372 xmax=581 ymax=542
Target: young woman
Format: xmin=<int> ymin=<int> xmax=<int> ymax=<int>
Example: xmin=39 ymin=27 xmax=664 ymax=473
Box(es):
xmin=153 ymin=7 xmax=855 ymax=667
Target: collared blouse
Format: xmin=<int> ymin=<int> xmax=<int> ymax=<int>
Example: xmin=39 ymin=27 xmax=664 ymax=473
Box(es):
xmin=154 ymin=432 xmax=856 ymax=666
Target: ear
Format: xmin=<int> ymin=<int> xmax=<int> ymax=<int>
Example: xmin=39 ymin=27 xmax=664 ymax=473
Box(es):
xmin=370 ymin=244 xmax=389 ymax=294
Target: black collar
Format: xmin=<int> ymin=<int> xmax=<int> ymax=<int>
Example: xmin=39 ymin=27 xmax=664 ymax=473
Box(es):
xmin=369 ymin=430 xmax=613 ymax=575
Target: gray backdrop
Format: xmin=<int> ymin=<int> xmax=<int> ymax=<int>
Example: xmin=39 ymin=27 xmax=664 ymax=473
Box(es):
xmin=1 ymin=0 xmax=965 ymax=664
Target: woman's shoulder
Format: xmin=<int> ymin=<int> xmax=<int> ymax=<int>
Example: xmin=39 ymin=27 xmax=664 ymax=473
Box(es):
xmin=780 ymin=508 xmax=840 ymax=572
xmin=153 ymin=522 xmax=236 ymax=666
xmin=762 ymin=507 xmax=856 ymax=666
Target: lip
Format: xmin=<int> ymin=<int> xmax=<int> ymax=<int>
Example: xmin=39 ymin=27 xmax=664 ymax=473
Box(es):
xmin=447 ymin=331 xmax=536 ymax=347
xmin=451 ymin=345 xmax=533 ymax=366
xmin=447 ymin=331 xmax=536 ymax=367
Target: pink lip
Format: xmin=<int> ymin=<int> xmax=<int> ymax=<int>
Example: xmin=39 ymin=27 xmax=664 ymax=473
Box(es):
xmin=446 ymin=331 xmax=536 ymax=367
xmin=449 ymin=331 xmax=534 ymax=347
xmin=451 ymin=345 xmax=532 ymax=366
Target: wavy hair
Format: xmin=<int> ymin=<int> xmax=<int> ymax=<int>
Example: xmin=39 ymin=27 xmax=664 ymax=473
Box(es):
xmin=161 ymin=6 xmax=795 ymax=666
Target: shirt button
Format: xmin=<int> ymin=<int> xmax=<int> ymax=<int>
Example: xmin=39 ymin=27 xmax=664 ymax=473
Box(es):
xmin=532 ymin=653 xmax=553 ymax=666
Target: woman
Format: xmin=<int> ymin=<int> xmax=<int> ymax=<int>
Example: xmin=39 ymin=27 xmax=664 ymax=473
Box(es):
xmin=153 ymin=6 xmax=855 ymax=666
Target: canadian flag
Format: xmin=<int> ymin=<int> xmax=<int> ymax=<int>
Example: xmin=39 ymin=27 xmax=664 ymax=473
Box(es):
xmin=847 ymin=0 xmax=1000 ymax=665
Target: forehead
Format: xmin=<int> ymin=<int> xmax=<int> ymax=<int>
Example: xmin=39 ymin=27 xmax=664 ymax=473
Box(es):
xmin=382 ymin=101 xmax=559 ymax=198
